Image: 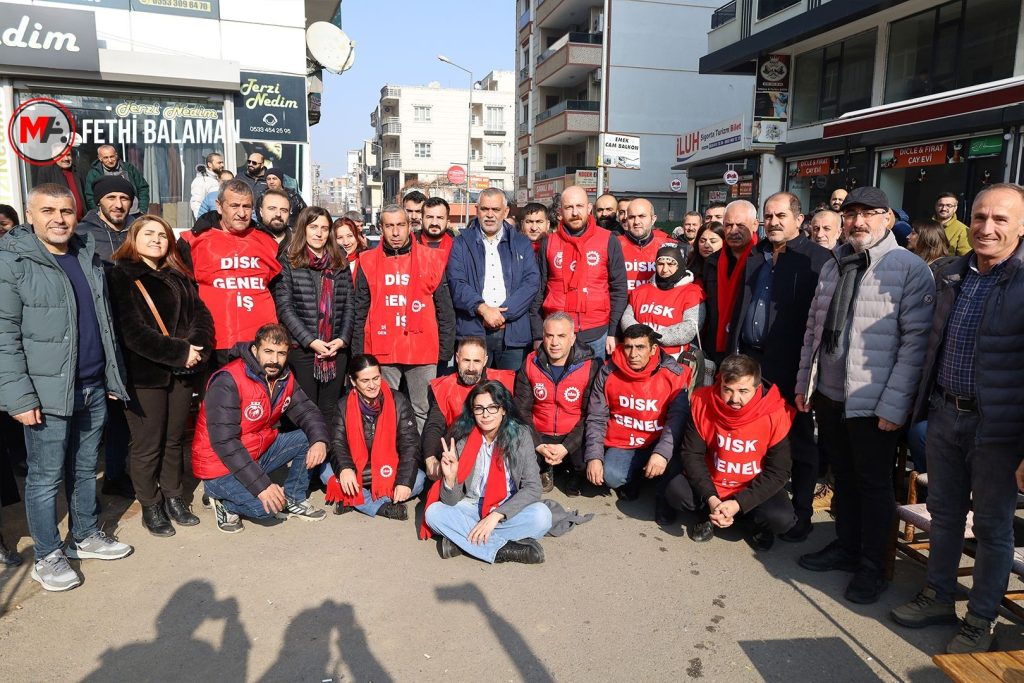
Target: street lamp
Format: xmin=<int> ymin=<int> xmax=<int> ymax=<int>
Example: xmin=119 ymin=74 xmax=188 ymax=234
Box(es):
xmin=438 ymin=54 xmax=473 ymax=228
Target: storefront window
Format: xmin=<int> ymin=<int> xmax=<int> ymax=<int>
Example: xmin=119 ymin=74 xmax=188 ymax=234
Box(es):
xmin=877 ymin=135 xmax=1006 ymax=221
xmin=792 ymin=30 xmax=875 ymax=126
xmin=786 ymin=152 xmax=870 ymax=212
xmin=18 ymin=90 xmax=227 ymax=228
xmin=697 ymin=179 xmax=755 ymax=214
xmin=884 ymin=0 xmax=1018 ymax=103
xmin=235 ymin=142 xmax=306 ymax=195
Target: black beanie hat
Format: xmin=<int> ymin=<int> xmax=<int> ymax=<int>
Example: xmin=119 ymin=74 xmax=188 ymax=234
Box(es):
xmin=264 ymin=167 xmax=285 ymax=181
xmin=92 ymin=175 xmax=136 ymax=202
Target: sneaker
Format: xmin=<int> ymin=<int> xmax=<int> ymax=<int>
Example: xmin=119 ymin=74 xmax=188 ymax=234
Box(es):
xmin=690 ymin=520 xmax=714 ymax=543
xmin=65 ymin=531 xmax=133 ymax=561
xmin=891 ymin=588 xmax=958 ymax=628
xmin=211 ymin=498 xmax=244 ymax=534
xmin=798 ymin=540 xmax=859 ymax=573
xmin=812 ymin=482 xmax=834 ymax=511
xmin=277 ymin=498 xmax=327 ymax=522
xmin=494 ymin=538 xmax=545 ymax=564
xmin=378 ymin=502 xmax=408 ymax=521
xmin=31 ymin=549 xmax=80 ymax=592
xmin=844 ymin=567 xmax=888 ymax=604
xmin=540 ymin=469 xmax=554 ymax=493
xmin=946 ymin=613 xmax=995 ymax=654
xmin=439 ymin=536 xmax=462 ymax=559
xmin=201 ymin=494 xmax=212 ymax=509
xmin=0 ymin=534 xmax=22 ymax=567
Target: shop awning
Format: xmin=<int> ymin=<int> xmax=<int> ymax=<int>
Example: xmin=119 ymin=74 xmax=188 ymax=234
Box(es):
xmin=823 ymin=77 xmax=1024 ymax=139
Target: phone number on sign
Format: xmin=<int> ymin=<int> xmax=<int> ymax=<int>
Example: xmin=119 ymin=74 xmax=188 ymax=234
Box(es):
xmin=248 ymin=126 xmax=293 ymax=135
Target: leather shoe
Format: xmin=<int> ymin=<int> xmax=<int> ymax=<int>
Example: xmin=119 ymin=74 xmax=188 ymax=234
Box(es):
xmin=690 ymin=520 xmax=714 ymax=543
xmin=494 ymin=538 xmax=545 ymax=564
xmin=142 ymin=504 xmax=175 ymax=537
xmin=165 ymin=497 xmax=200 ymax=526
xmin=845 ymin=568 xmax=889 ymax=604
xmin=747 ymin=528 xmax=775 ymax=551
xmin=616 ymin=478 xmax=642 ymax=501
xmin=439 ymin=536 xmax=462 ymax=559
xmin=655 ymin=497 xmax=678 ymax=526
xmin=378 ymin=502 xmax=408 ymax=521
xmin=565 ymin=471 xmax=585 ymax=497
xmin=333 ymin=503 xmax=352 ymax=515
xmin=778 ymin=518 xmax=813 ymax=543
xmin=798 ymin=540 xmax=859 ymax=572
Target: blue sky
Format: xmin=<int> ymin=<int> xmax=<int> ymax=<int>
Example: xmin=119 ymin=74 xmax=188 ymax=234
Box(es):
xmin=310 ymin=1 xmax=516 ymax=178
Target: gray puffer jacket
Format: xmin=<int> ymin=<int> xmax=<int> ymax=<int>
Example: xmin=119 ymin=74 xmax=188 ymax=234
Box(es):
xmin=0 ymin=225 xmax=128 ymax=416
xmin=796 ymin=231 xmax=935 ymax=424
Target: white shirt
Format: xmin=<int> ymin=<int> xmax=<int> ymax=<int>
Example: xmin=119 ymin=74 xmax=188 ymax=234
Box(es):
xmin=481 ymin=227 xmax=507 ymax=308
xmin=465 ymin=437 xmax=496 ymax=501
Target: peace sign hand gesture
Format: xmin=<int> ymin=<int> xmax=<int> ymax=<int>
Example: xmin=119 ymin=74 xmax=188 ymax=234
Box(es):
xmin=440 ymin=438 xmax=459 ymax=488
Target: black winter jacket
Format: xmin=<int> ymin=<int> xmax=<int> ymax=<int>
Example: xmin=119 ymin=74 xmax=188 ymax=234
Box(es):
xmin=76 ymin=209 xmax=136 ymax=268
xmin=108 ymin=260 xmax=215 ymax=389
xmin=330 ymin=389 xmax=421 ymax=489
xmin=272 ymin=256 xmax=354 ymax=350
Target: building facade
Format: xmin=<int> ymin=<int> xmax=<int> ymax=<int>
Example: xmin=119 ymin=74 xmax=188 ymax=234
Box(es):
xmin=688 ymin=0 xmax=1024 ymax=220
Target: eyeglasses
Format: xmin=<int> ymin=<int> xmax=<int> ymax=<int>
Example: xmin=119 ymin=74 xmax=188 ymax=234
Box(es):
xmin=936 ymin=202 xmax=957 ymax=209
xmin=842 ymin=209 xmax=888 ymax=221
xmin=247 ymin=160 xmax=261 ymax=165
xmin=472 ymin=404 xmax=502 ymax=416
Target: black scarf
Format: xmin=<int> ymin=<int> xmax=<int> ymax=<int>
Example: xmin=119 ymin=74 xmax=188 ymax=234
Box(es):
xmin=822 ymin=251 xmax=869 ymax=354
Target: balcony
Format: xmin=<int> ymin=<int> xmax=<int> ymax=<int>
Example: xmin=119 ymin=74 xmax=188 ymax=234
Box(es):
xmin=534 ymin=100 xmax=599 ymax=145
xmin=536 ymin=0 xmax=594 ymax=30
xmin=483 ymin=163 xmax=506 ymax=171
xmin=484 ymin=128 xmax=506 ymax=136
xmin=369 ymin=109 xmax=378 ymax=127
xmin=517 ymin=122 xmax=530 ymax=151
xmin=535 ymin=32 xmax=602 ymax=88
xmin=381 ymin=118 xmax=401 ymax=137
xmin=518 ymin=8 xmax=532 ymax=40
xmin=382 ymin=153 xmax=401 ymax=172
xmin=380 ymin=85 xmax=401 ymax=101
xmin=711 ymin=0 xmax=736 ymax=29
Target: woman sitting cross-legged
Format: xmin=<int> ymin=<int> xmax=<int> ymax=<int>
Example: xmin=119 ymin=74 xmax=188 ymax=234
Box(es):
xmin=421 ymin=380 xmax=553 ymax=564
xmin=326 ymin=354 xmax=425 ymax=520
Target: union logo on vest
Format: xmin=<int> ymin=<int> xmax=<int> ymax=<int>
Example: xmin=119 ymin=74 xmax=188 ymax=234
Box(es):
xmin=243 ymin=401 xmax=265 ymax=422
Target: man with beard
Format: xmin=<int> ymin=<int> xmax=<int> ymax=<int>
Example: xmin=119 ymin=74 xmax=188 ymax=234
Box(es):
xmin=704 ymin=202 xmax=726 ymax=226
xmin=704 ymin=200 xmax=759 ymax=360
xmin=261 ymin=168 xmax=306 ymax=227
xmin=810 ymin=210 xmax=842 ymax=250
xmin=673 ymin=211 xmax=702 ymax=252
xmin=403 ymin=190 xmax=427 ymax=233
xmin=421 ymin=338 xmax=515 ymax=480
xmin=829 ymin=188 xmax=848 ymax=212
xmin=190 ymin=152 xmax=224 ymax=219
xmin=595 ymin=193 xmax=622 ymax=234
xmin=256 ymin=189 xmax=293 ymax=249
xmin=237 ymin=151 xmax=268 ymax=197
xmin=617 ymin=197 xmax=632 ymax=227
xmin=519 ymin=202 xmax=550 ymax=254
xmin=933 ymin=192 xmax=972 ymax=256
xmin=76 ymin=176 xmax=136 ymax=267
xmin=84 ymin=145 xmax=150 ymax=216
xmin=415 ymin=196 xmax=456 ymax=260
xmin=192 ymin=324 xmax=329 ymax=533
xmin=620 ymin=197 xmax=678 ymax=291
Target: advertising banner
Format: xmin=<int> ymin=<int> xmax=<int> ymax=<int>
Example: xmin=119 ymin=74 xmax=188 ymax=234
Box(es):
xmin=752 ymin=53 xmax=789 ymax=146
xmin=234 ymin=72 xmax=308 ymax=143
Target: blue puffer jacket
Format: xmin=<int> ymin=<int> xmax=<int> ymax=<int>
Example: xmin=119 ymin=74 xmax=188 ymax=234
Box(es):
xmin=446 ymin=220 xmax=540 ymax=348
xmin=913 ymin=239 xmax=1024 ymax=446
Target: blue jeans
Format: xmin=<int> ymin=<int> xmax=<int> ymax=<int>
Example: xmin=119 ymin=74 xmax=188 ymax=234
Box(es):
xmin=602 ymin=447 xmax=651 ymax=488
xmin=425 ymin=499 xmax=552 ymax=563
xmin=202 ymin=430 xmax=312 ymax=520
xmin=925 ymin=395 xmax=1021 ymax=621
xmin=484 ymin=328 xmax=528 ymax=371
xmin=907 ymin=420 xmax=928 ymax=473
xmin=353 ymin=469 xmax=426 ymax=517
xmin=585 ymin=333 xmax=608 ymax=361
xmin=24 ymin=384 xmax=107 ymax=559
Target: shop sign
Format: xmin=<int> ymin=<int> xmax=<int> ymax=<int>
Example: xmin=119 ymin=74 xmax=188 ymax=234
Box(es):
xmin=75 ymin=99 xmax=228 ymax=146
xmin=575 ymin=169 xmax=598 ymax=192
xmin=795 ymin=157 xmax=831 ymax=177
xmin=470 ymin=175 xmax=491 ymax=190
xmin=880 ymin=143 xmax=948 ymax=169
xmin=670 ymin=178 xmax=683 ymax=192
xmin=723 ymin=170 xmax=739 ymax=186
xmin=737 ymin=180 xmax=753 ymax=196
xmin=601 ymin=133 xmax=640 ymax=170
xmin=130 ymin=0 xmax=219 ymax=19
xmin=234 ymin=72 xmax=308 ymax=143
xmin=968 ymin=135 xmax=1003 ymax=159
xmin=0 ymin=4 xmax=100 ymax=72
xmin=751 ymin=54 xmax=789 ymax=146
xmin=533 ymin=178 xmax=562 ymax=200
xmin=708 ymin=189 xmax=727 ymax=203
xmin=675 ymin=116 xmax=746 ymax=166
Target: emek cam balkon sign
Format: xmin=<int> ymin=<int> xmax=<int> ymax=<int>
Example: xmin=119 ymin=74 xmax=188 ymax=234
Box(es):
xmin=0 ymin=4 xmax=100 ymax=72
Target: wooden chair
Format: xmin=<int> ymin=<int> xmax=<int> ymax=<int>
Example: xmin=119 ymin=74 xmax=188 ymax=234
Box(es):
xmin=888 ymin=471 xmax=975 ymax=582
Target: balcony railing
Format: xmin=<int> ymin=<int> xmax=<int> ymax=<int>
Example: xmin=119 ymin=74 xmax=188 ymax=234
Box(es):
xmin=484 ymin=128 xmax=506 ymax=136
xmin=484 ymin=163 xmax=506 ymax=171
xmin=534 ymin=165 xmax=596 ymax=181
xmin=518 ymin=122 xmax=529 ymax=135
xmin=519 ymin=65 xmax=530 ymax=81
xmin=381 ymin=119 xmax=401 ymax=136
xmin=380 ymin=85 xmax=401 ymax=100
xmin=535 ymin=99 xmax=599 ymax=124
xmin=382 ymin=153 xmax=401 ymax=171
xmin=536 ymin=31 xmax=603 ymax=66
xmin=711 ymin=1 xmax=737 ymax=29
xmin=518 ymin=8 xmax=531 ymax=29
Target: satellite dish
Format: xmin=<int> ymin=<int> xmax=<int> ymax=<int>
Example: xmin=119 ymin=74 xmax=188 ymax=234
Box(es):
xmin=306 ymin=22 xmax=355 ymax=74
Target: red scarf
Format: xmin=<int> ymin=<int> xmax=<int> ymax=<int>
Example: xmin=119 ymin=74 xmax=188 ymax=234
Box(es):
xmin=325 ymin=383 xmax=399 ymax=506
xmin=307 ymin=247 xmax=336 ymax=382
xmin=63 ymin=169 xmax=85 ymax=219
xmin=419 ymin=427 xmax=509 ymax=540
xmin=715 ymin=237 xmax=758 ymax=350
xmin=557 ymin=215 xmax=599 ymax=313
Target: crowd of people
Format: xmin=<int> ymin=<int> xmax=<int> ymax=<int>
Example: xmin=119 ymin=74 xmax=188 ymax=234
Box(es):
xmin=0 ymin=158 xmax=1021 ymax=657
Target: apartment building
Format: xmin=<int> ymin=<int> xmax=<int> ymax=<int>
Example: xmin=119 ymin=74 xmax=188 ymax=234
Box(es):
xmin=369 ymin=71 xmax=516 ymax=224
xmin=691 ymin=0 xmax=1024 ymax=219
xmin=515 ymin=0 xmax=751 ymax=221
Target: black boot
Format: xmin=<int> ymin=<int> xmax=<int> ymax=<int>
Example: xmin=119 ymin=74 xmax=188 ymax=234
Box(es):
xmin=655 ymin=497 xmax=678 ymax=526
xmin=565 ymin=471 xmax=586 ymax=497
xmin=165 ymin=496 xmax=200 ymax=527
xmin=142 ymin=504 xmax=175 ymax=537
xmin=494 ymin=538 xmax=545 ymax=564
xmin=439 ymin=536 xmax=462 ymax=559
xmin=378 ymin=502 xmax=408 ymax=520
xmin=0 ymin=534 xmax=22 ymax=567
xmin=334 ymin=503 xmax=352 ymax=515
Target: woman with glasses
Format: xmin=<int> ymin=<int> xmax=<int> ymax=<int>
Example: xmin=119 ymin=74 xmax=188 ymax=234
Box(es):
xmin=421 ymin=380 xmax=552 ymax=564
xmin=326 ymin=354 xmax=425 ymax=519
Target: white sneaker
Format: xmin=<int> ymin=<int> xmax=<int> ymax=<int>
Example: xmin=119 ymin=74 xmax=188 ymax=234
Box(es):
xmin=31 ymin=549 xmax=81 ymax=592
xmin=65 ymin=531 xmax=133 ymax=560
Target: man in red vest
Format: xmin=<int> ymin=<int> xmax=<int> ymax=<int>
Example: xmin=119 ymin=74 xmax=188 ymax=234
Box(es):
xmin=584 ymin=324 xmax=690 ymax=500
xmin=532 ymin=185 xmax=628 ymax=360
xmin=422 ymin=337 xmax=515 ymax=479
xmin=415 ymin=196 xmax=456 ymax=261
xmin=704 ymin=200 xmax=758 ymax=360
xmin=620 ymin=198 xmax=678 ymax=291
xmin=192 ymin=324 xmax=331 ymax=533
xmin=662 ymin=354 xmax=797 ymax=549
xmin=352 ymin=205 xmax=455 ymax=431
xmin=178 ymin=179 xmax=281 ymax=367
xmin=514 ymin=312 xmax=600 ymax=496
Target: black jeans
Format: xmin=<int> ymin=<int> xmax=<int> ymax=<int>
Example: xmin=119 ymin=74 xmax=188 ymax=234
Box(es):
xmin=788 ymin=411 xmax=822 ymax=524
xmin=288 ymin=346 xmax=346 ymax=428
xmin=814 ymin=393 xmax=899 ymax=570
xmin=663 ymin=471 xmax=796 ymax=534
xmin=124 ymin=377 xmax=195 ymax=506
xmin=484 ymin=327 xmax=528 ymax=372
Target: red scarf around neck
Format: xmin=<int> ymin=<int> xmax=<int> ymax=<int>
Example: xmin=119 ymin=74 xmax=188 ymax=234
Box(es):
xmin=715 ymin=236 xmax=758 ymax=350
xmin=557 ymin=215 xmax=599 ymax=313
xmin=325 ymin=383 xmax=399 ymax=506
xmin=419 ymin=427 xmax=508 ymax=540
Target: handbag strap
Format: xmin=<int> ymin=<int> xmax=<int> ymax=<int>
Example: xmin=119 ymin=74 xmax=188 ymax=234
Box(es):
xmin=133 ymin=279 xmax=170 ymax=337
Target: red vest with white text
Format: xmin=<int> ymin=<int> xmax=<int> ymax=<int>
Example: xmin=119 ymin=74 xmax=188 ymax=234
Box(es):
xmin=523 ymin=351 xmax=593 ymax=436
xmin=603 ymin=353 xmax=688 ymax=449
xmin=618 ymin=234 xmax=677 ymax=291
xmin=191 ymin=359 xmax=295 ymax=480
xmin=541 ymin=224 xmax=612 ymax=332
xmin=627 ymin=281 xmax=706 ymax=354
xmin=429 ymin=370 xmax=515 ymax=426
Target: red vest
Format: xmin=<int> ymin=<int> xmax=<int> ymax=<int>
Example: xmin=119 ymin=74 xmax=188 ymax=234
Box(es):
xmin=429 ymin=370 xmax=515 ymax=426
xmin=191 ymin=359 xmax=296 ymax=480
xmin=190 ymin=228 xmax=281 ymax=349
xmin=359 ymin=243 xmax=446 ymax=365
xmin=627 ymin=281 xmax=706 ymax=354
xmin=618 ymin=234 xmax=677 ymax=291
xmin=523 ymin=351 xmax=593 ymax=436
xmin=603 ymin=353 xmax=688 ymax=449
xmin=417 ymin=232 xmax=454 ymax=262
xmin=690 ymin=383 xmax=793 ymax=499
xmin=541 ymin=222 xmax=612 ymax=333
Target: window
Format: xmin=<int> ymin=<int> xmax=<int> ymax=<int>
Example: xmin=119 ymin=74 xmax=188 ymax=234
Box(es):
xmin=414 ymin=142 xmax=432 ymax=158
xmin=413 ymin=105 xmax=432 ymax=122
xmin=757 ymin=0 xmax=799 ymax=20
xmin=792 ymin=30 xmax=876 ymax=126
xmin=486 ymin=143 xmax=503 ymax=166
xmin=520 ymin=155 xmax=528 ymax=177
xmin=884 ymin=0 xmax=1017 ymax=103
xmin=490 ymin=179 xmax=505 ymax=190
xmin=485 ymin=106 xmax=504 ymax=130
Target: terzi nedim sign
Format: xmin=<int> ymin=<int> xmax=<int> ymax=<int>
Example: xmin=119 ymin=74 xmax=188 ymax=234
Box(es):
xmin=0 ymin=4 xmax=100 ymax=72
xmin=233 ymin=72 xmax=308 ymax=143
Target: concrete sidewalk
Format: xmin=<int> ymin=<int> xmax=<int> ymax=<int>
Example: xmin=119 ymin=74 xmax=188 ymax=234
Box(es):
xmin=0 ymin=480 xmax=1019 ymax=682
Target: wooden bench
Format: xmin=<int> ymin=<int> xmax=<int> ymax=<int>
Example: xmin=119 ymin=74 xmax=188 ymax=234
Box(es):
xmin=934 ymin=650 xmax=1024 ymax=682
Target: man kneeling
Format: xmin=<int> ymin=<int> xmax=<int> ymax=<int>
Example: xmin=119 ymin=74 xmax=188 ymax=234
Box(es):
xmin=663 ymin=354 xmax=796 ymax=549
xmin=192 ymin=324 xmax=330 ymax=533
xmin=326 ymin=355 xmax=425 ymax=519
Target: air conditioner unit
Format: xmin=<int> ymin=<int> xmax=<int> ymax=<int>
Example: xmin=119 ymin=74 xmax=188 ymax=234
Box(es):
xmin=592 ymin=14 xmax=603 ymax=31
xmin=592 ymin=68 xmax=602 ymax=84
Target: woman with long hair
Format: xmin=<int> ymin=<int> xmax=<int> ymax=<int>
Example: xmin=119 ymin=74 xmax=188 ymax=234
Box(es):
xmin=334 ymin=216 xmax=368 ymax=283
xmin=686 ymin=221 xmax=725 ymax=284
xmin=908 ymin=218 xmax=956 ymax=273
xmin=109 ymin=215 xmax=214 ymax=536
xmin=421 ymin=381 xmax=552 ymax=564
